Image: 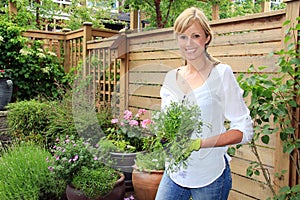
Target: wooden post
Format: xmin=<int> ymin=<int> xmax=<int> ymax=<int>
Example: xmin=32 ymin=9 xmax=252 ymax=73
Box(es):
xmin=62 ymin=28 xmax=71 ymax=73
xmin=284 ymin=0 xmax=300 ymax=187
xmin=8 ymin=0 xmax=17 ymax=16
xmin=261 ymin=1 xmax=271 ymax=13
xmin=118 ymin=32 xmax=129 ymax=113
xmin=82 ymin=22 xmax=92 ymax=78
xmin=274 ymin=0 xmax=300 ymax=192
xmin=130 ymin=9 xmax=138 ymax=31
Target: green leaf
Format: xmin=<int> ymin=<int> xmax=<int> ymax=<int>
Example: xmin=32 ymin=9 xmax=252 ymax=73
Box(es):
xmin=261 ymin=135 xmax=270 ymax=144
xmin=291 ymin=184 xmax=300 ymax=193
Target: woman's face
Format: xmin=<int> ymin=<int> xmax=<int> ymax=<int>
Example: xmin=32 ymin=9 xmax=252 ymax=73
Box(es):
xmin=176 ymin=22 xmax=210 ymax=61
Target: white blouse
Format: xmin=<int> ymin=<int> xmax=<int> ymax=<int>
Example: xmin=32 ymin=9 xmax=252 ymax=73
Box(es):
xmin=160 ymin=63 xmax=254 ymax=188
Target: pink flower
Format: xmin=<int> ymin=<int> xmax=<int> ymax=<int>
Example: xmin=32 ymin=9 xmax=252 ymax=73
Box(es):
xmin=111 ymin=118 xmax=118 ymax=124
xmin=141 ymin=119 xmax=152 ymax=128
xmin=120 ymin=122 xmax=125 ymax=126
xmin=48 ymin=166 xmax=54 ymax=172
xmin=129 ymin=120 xmax=139 ymax=127
xmin=73 ymin=155 xmax=79 ymax=161
xmin=123 ymin=110 xmax=132 ymax=120
xmin=94 ymin=157 xmax=98 ymax=160
xmin=65 ymin=139 xmax=70 ymax=143
xmin=46 ymin=157 xmax=50 ymax=162
xmin=138 ymin=109 xmax=146 ymax=115
xmin=55 ymin=156 xmax=60 ymax=161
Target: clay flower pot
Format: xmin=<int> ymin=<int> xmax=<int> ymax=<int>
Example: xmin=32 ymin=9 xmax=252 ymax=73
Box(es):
xmin=66 ymin=172 xmax=126 ymax=200
xmin=132 ymin=168 xmax=164 ymax=200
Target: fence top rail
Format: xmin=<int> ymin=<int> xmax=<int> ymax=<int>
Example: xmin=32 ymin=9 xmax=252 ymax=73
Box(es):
xmin=23 ymin=29 xmax=65 ymax=40
xmin=209 ymin=9 xmax=286 ymax=26
xmin=114 ymin=9 xmax=286 ymax=41
xmin=91 ymin=27 xmax=119 ymax=34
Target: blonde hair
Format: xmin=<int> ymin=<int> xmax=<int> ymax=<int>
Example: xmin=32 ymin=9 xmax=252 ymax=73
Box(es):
xmin=174 ymin=7 xmax=220 ymax=65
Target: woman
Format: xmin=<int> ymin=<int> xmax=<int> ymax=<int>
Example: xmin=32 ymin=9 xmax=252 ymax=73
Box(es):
xmin=155 ymin=7 xmax=254 ymax=200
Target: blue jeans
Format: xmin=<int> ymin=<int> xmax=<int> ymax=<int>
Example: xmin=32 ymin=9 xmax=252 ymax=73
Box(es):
xmin=155 ymin=157 xmax=232 ymax=200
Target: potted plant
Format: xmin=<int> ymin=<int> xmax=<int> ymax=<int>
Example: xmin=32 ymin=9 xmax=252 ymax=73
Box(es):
xmin=0 ymin=69 xmax=13 ymax=110
xmin=98 ymin=109 xmax=152 ymax=191
xmin=132 ymin=149 xmax=166 ymax=200
xmin=132 ymin=100 xmax=206 ymax=200
xmin=47 ymin=135 xmax=125 ymax=200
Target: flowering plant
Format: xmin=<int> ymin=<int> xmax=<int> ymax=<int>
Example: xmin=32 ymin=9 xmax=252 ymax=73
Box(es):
xmin=103 ymin=109 xmax=153 ymax=153
xmin=47 ymin=135 xmax=123 ymax=198
xmin=0 ymin=69 xmax=11 ymax=79
xmin=47 ymin=135 xmax=102 ymax=184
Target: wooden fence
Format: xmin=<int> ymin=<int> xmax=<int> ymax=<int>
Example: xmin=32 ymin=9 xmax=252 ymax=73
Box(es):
xmin=23 ymin=23 xmax=118 ymax=73
xmin=22 ymin=0 xmax=299 ymax=199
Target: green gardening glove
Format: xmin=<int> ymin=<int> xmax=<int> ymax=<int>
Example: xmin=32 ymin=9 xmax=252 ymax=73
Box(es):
xmin=178 ymin=139 xmax=202 ymax=162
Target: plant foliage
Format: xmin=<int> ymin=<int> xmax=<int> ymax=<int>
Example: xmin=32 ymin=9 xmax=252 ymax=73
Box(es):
xmin=0 ymin=143 xmax=64 ymax=200
xmin=237 ymin=18 xmax=300 ymax=199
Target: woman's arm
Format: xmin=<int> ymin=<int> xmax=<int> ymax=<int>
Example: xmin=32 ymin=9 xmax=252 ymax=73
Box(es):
xmin=201 ymin=129 xmax=243 ymax=148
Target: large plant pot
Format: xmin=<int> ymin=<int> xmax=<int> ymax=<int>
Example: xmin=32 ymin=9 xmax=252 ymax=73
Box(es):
xmin=132 ymin=168 xmax=164 ymax=200
xmin=0 ymin=79 xmax=13 ymax=110
xmin=66 ymin=172 xmax=125 ymax=200
xmin=109 ymin=152 xmax=141 ymax=191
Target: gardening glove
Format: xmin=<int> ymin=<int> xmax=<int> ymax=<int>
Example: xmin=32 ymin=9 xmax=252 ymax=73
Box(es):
xmin=180 ymin=138 xmax=202 ymax=161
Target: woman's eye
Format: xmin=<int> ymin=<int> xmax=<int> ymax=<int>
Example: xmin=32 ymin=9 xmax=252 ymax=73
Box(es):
xmin=178 ymin=35 xmax=187 ymax=40
xmin=191 ymin=34 xmax=201 ymax=39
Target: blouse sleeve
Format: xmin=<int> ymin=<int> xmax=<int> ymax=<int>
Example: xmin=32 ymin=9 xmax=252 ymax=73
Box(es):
xmin=223 ymin=66 xmax=254 ymax=144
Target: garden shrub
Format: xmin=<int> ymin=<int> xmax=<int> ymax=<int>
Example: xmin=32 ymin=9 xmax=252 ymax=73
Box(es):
xmin=0 ymin=18 xmax=70 ymax=101
xmin=6 ymin=99 xmax=54 ymax=146
xmin=0 ymin=142 xmax=65 ymax=200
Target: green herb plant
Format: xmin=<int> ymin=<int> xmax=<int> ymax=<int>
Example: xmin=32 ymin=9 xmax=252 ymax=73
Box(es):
xmin=48 ymin=134 xmax=120 ymax=198
xmin=0 ymin=143 xmax=65 ymax=200
xmin=147 ymin=100 xmax=207 ymax=172
xmin=71 ymin=166 xmax=119 ymax=199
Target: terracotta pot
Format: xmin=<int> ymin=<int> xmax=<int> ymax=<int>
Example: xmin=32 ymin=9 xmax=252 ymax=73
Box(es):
xmin=132 ymin=168 xmax=164 ymax=200
xmin=66 ymin=172 xmax=125 ymax=200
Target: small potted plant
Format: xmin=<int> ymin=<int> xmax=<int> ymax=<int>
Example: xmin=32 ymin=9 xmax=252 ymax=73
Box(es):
xmin=132 ymin=100 xmax=206 ymax=200
xmin=98 ymin=109 xmax=153 ymax=190
xmin=132 ymin=149 xmax=166 ymax=200
xmin=47 ymin=135 xmax=125 ymax=200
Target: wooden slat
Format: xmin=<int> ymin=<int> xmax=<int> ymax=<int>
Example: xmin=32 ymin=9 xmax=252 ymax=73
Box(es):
xmin=127 ymin=27 xmax=173 ymax=45
xmin=23 ymin=30 xmax=65 ymax=40
xmin=212 ymin=28 xmax=282 ymax=46
xmin=210 ymin=10 xmax=285 ymax=34
xmin=209 ymin=41 xmax=282 ymax=57
xmin=129 ymin=84 xmax=161 ymax=98
xmin=229 ymin=190 xmax=258 ymax=200
xmin=129 ymin=38 xmax=178 ymax=52
xmin=230 ymin=156 xmax=275 ymax=183
xmin=129 ymin=59 xmax=183 ymax=71
xmin=129 ymin=50 xmax=181 ymax=61
xmin=217 ymin=55 xmax=279 ymax=73
xmin=91 ymin=28 xmax=118 ymax=38
xmin=231 ymin=173 xmax=274 ymax=199
xmin=129 ymin=96 xmax=161 ymax=110
xmin=129 ymin=72 xmax=166 ymax=85
xmin=233 ymin=144 xmax=275 ymax=167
